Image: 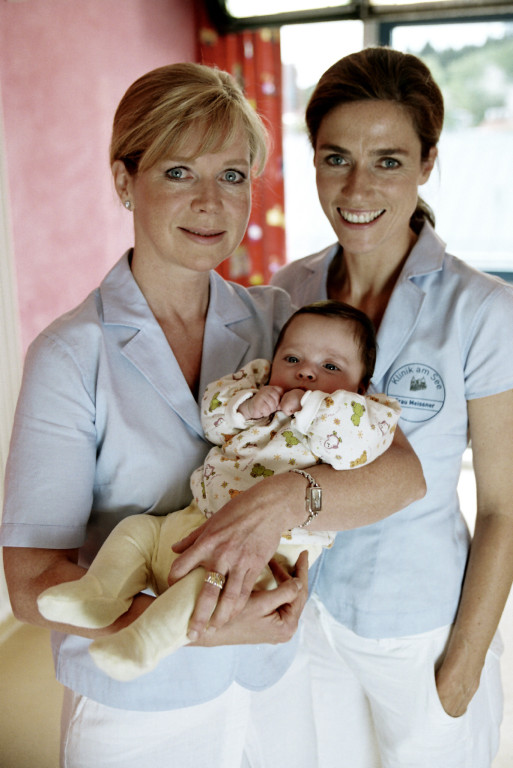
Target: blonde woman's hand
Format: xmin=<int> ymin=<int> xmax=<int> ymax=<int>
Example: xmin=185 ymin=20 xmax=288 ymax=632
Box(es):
xmin=168 ymin=473 xmax=303 ymax=637
xmin=190 ymin=551 xmax=309 ymax=646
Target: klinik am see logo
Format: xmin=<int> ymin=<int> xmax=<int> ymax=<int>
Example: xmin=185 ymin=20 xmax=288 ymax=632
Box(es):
xmin=387 ymin=363 xmax=445 ymax=423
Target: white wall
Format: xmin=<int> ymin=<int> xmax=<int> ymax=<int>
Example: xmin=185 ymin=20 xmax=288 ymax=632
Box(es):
xmin=0 ymin=83 xmax=21 ymax=626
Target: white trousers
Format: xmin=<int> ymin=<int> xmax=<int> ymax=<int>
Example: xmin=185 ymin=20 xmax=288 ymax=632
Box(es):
xmin=243 ymin=639 xmax=317 ymax=767
xmin=304 ymin=595 xmax=504 ymax=768
xmin=60 ymin=643 xmax=316 ymax=768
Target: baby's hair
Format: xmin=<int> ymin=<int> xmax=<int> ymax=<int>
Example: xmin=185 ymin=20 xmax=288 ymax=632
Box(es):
xmin=274 ymin=300 xmax=377 ymax=389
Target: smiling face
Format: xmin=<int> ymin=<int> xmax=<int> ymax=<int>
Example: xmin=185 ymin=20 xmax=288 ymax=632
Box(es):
xmin=314 ymin=100 xmax=436 ymax=265
xmin=269 ymin=313 xmax=366 ymax=395
xmin=114 ymin=130 xmax=252 ymax=277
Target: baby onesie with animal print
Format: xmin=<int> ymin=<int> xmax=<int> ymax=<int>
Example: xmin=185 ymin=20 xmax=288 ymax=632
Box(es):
xmin=192 ymin=359 xmax=401 ymax=549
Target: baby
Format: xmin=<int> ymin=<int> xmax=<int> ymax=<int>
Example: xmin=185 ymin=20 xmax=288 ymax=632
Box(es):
xmin=38 ymin=301 xmax=401 ymax=680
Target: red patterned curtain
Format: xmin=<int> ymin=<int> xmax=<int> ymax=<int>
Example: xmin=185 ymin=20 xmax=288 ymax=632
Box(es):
xmin=195 ymin=5 xmax=286 ymax=286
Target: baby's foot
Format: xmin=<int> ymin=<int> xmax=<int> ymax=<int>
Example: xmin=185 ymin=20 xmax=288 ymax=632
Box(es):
xmin=90 ymin=623 xmax=185 ymax=681
xmin=37 ymin=575 xmax=130 ymax=628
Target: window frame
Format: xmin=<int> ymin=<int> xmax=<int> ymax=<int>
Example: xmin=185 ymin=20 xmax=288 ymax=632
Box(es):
xmin=205 ymin=0 xmax=513 ymax=32
xmin=379 ymin=10 xmax=513 ymax=44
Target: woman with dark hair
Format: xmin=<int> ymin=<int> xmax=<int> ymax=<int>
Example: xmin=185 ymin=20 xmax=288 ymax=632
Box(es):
xmin=273 ymin=47 xmax=513 ymax=767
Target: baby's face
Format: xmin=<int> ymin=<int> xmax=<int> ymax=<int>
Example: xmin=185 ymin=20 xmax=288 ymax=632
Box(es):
xmin=269 ymin=314 xmax=365 ymax=395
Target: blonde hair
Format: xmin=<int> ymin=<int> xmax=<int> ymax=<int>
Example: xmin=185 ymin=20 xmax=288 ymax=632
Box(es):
xmin=110 ymin=62 xmax=268 ymax=175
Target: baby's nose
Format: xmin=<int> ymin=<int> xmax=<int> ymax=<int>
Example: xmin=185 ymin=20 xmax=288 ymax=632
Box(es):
xmin=297 ymin=367 xmax=315 ymax=381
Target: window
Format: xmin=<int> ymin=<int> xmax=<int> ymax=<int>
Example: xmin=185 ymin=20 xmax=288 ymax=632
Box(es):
xmin=390 ymin=19 xmax=513 ymax=280
xmin=281 ymin=16 xmax=513 ymax=280
xmin=207 ymin=1 xmax=513 ymax=30
xmin=281 ymin=20 xmax=364 ymax=260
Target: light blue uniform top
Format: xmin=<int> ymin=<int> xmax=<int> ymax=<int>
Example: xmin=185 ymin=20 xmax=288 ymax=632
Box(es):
xmin=272 ymin=223 xmax=513 ymax=638
xmin=1 ymin=252 xmax=297 ymax=711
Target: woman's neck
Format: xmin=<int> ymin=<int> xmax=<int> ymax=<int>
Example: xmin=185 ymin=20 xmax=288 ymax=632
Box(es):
xmin=328 ymin=231 xmax=417 ymax=330
xmin=131 ymin=251 xmax=210 ymax=323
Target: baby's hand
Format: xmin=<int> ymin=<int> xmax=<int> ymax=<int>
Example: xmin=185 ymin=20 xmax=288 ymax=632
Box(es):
xmin=278 ymin=388 xmax=305 ymax=415
xmin=238 ymin=385 xmax=284 ymax=420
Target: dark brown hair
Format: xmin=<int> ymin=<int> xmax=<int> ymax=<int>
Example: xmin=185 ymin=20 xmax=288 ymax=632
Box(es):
xmin=274 ymin=300 xmax=377 ymax=390
xmin=306 ymin=47 xmax=444 ymax=230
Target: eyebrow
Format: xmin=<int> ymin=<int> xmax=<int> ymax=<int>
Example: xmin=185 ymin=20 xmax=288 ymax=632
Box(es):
xmin=318 ymin=143 xmax=411 ymax=157
xmin=216 ymin=158 xmax=251 ymax=166
xmin=325 ymin=353 xmax=352 ymax=365
xmin=159 ymin=155 xmax=251 ymax=166
xmin=281 ymin=348 xmax=353 ymax=365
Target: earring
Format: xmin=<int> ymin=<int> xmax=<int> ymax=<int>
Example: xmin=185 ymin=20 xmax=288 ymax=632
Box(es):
xmin=124 ymin=200 xmax=131 ymax=209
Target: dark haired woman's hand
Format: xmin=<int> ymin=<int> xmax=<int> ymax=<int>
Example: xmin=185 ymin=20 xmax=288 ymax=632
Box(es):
xmin=434 ymin=657 xmax=480 ymax=718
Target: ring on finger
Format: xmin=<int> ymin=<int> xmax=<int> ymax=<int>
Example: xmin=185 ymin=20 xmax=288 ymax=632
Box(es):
xmin=204 ymin=570 xmax=226 ymax=590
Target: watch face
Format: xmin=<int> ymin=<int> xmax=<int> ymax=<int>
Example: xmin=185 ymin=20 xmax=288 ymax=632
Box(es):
xmin=308 ymin=487 xmax=323 ymax=513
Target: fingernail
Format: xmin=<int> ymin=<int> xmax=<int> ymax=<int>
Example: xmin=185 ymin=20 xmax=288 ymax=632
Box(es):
xmin=188 ymin=629 xmax=199 ymax=642
xmin=206 ymin=626 xmax=216 ymax=635
xmin=295 ymin=579 xmax=303 ymax=590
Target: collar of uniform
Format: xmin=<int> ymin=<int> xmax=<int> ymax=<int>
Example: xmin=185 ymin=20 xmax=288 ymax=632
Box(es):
xmin=98 ymin=251 xmax=203 ymax=435
xmin=100 ymin=250 xmax=154 ymax=329
xmin=400 ymin=222 xmax=446 ymax=282
xmin=97 ymin=253 xmax=271 ymax=436
xmin=372 ymin=224 xmax=446 ymax=384
xmin=285 ymin=243 xmax=339 ymax=304
xmin=291 ymin=225 xmax=445 ymax=303
xmin=99 ymin=251 xmax=271 ymax=330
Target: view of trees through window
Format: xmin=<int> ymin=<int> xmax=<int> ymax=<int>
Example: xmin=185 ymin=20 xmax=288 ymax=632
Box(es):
xmin=409 ymin=29 xmax=513 ymax=129
xmin=281 ymin=19 xmax=513 ymax=280
xmin=393 ymin=22 xmax=513 ymax=279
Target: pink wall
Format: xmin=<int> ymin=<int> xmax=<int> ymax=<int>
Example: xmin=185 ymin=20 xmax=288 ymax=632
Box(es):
xmin=0 ymin=0 xmax=196 ymax=351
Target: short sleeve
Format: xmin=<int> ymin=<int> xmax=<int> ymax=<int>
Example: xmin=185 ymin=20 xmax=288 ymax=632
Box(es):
xmin=464 ymin=283 xmax=513 ymax=400
xmin=1 ymin=333 xmax=97 ymax=548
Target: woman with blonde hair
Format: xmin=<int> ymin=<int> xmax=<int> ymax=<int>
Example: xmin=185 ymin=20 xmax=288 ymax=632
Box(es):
xmin=2 ymin=61 xmax=424 ymax=767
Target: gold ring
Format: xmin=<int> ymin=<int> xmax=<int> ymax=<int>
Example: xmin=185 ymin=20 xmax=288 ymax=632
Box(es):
xmin=204 ymin=571 xmax=226 ymax=589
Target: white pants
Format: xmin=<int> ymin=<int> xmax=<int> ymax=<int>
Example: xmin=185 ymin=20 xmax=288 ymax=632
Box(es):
xmin=304 ymin=595 xmax=504 ymax=768
xmin=243 ymin=639 xmax=317 ymax=767
xmin=60 ymin=645 xmax=316 ymax=768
